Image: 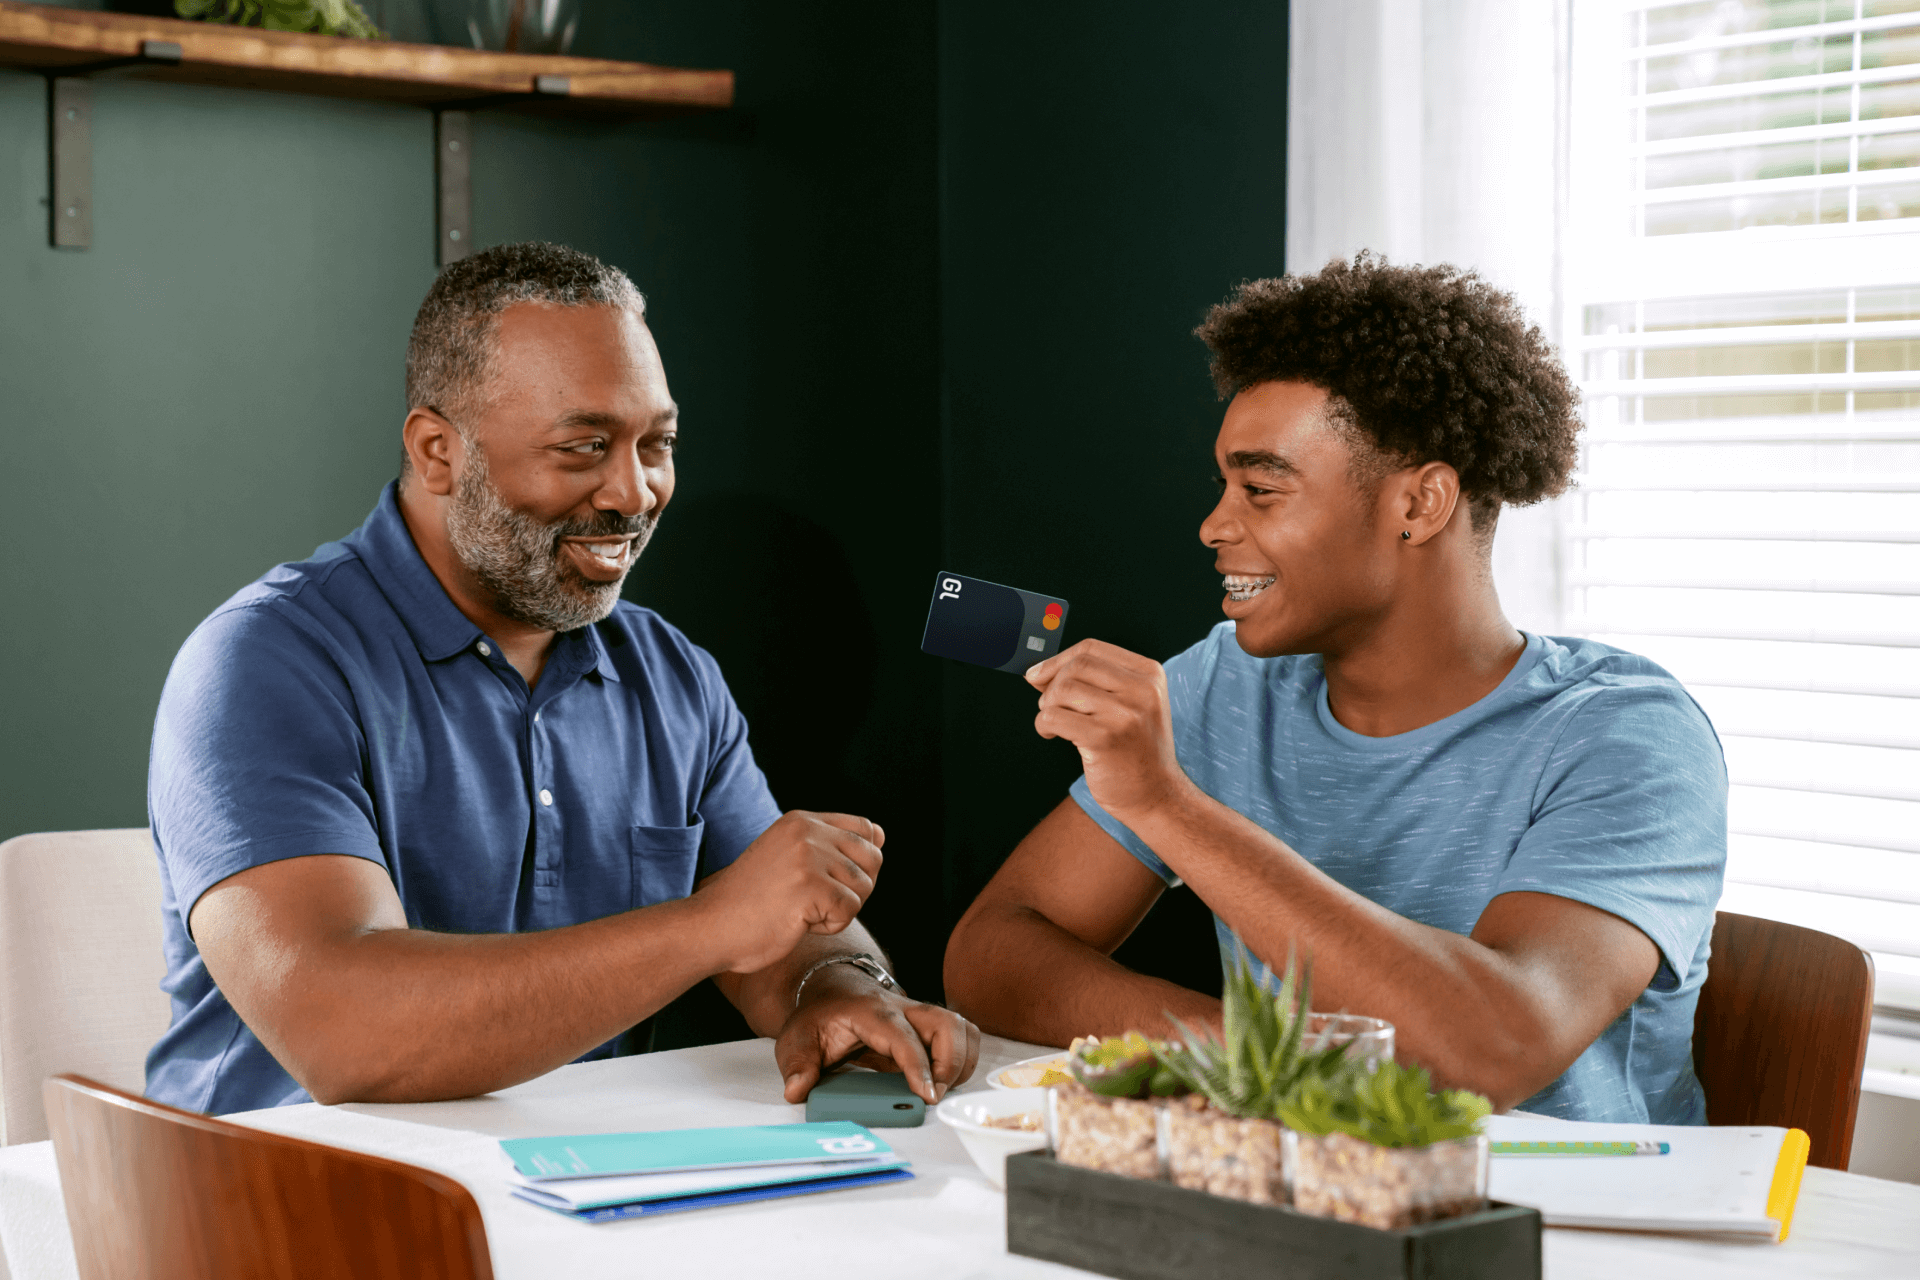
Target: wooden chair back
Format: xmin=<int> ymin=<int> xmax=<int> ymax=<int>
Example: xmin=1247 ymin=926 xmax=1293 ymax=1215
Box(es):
xmin=1693 ymin=911 xmax=1875 ymax=1169
xmin=43 ymin=1074 xmax=492 ymax=1280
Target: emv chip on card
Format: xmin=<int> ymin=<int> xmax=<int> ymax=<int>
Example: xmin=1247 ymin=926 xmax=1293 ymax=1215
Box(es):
xmin=920 ymin=571 xmax=1069 ymax=675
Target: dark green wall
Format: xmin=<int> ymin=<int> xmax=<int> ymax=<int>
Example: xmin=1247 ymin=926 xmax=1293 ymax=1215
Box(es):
xmin=1 ymin=1 xmax=1283 ymax=1022
xmin=0 ymin=71 xmax=434 ymax=838
xmin=0 ymin=3 xmax=947 ymax=1024
xmin=937 ymin=3 xmax=1290 ymax=994
xmin=577 ymin=2 xmax=947 ymax=1024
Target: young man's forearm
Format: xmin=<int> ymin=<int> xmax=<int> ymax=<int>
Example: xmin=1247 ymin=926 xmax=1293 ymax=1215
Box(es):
xmin=945 ymin=902 xmax=1222 ymax=1048
xmin=258 ymin=896 xmax=738 ymax=1104
xmin=1117 ymin=788 xmax=1604 ymax=1107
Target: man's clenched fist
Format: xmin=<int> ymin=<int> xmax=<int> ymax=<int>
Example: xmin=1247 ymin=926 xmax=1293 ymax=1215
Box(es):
xmin=691 ymin=811 xmax=885 ymax=973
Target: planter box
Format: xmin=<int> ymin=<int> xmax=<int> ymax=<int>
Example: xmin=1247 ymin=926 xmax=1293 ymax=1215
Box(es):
xmin=1006 ymin=1151 xmax=1540 ymax=1280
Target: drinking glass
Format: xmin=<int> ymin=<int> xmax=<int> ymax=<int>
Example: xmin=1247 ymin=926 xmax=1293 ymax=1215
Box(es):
xmin=428 ymin=0 xmax=580 ymax=54
xmin=1304 ymin=1013 xmax=1394 ymax=1070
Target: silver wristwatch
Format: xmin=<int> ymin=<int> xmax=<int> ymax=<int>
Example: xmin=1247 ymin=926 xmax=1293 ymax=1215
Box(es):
xmin=794 ymin=952 xmax=899 ymax=1008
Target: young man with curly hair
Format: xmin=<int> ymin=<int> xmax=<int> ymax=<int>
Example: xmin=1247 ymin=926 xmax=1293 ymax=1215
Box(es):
xmin=943 ymin=255 xmax=1726 ymax=1124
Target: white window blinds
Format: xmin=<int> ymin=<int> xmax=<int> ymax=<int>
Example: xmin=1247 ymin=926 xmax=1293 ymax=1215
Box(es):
xmin=1565 ymin=0 xmax=1920 ymax=1020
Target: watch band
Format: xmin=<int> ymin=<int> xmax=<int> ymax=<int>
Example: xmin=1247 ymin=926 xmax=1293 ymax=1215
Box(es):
xmin=794 ymin=952 xmax=898 ymax=1008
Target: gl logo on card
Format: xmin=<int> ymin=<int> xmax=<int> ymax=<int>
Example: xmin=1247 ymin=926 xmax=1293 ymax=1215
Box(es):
xmin=938 ymin=577 xmax=962 ymax=601
xmin=817 ymin=1135 xmax=878 ymax=1155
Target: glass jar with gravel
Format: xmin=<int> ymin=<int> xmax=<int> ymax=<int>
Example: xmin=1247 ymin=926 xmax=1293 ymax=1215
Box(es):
xmin=1049 ymin=1032 xmax=1183 ymax=1180
xmin=1154 ymin=948 xmax=1354 ymax=1205
xmin=1277 ymin=1060 xmax=1492 ymax=1230
xmin=1159 ymin=1094 xmax=1286 ymax=1203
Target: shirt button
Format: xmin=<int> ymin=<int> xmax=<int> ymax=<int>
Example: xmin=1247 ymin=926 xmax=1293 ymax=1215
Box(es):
xmin=477 ymin=642 xmax=492 ymax=657
xmin=539 ymin=789 xmax=553 ymax=806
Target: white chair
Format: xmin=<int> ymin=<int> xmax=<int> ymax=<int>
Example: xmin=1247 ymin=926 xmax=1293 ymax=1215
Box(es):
xmin=0 ymin=829 xmax=170 ymax=1146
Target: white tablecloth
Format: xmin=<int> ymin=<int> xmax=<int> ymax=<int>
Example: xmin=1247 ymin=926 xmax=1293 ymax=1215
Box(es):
xmin=2 ymin=1036 xmax=1917 ymax=1279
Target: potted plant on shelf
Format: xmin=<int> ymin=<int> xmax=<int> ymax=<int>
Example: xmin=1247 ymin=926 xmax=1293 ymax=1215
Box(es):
xmin=1154 ymin=951 xmax=1353 ymax=1204
xmin=1277 ymin=1059 xmax=1492 ymax=1230
xmin=174 ymin=0 xmax=384 ymax=39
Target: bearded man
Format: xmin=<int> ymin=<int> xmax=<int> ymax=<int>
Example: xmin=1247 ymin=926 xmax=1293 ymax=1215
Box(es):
xmin=146 ymin=242 xmax=977 ymax=1114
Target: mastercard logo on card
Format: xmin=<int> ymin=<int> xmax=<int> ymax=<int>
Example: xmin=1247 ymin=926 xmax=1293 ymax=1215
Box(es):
xmin=921 ymin=571 xmax=1071 ymax=675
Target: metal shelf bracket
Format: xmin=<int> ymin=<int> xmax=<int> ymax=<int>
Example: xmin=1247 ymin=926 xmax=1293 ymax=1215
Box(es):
xmin=45 ymin=40 xmax=182 ymax=249
xmin=435 ymin=110 xmax=472 ymax=266
xmin=432 ymin=75 xmax=570 ymax=268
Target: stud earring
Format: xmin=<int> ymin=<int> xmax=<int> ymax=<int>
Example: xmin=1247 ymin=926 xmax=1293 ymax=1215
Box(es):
xmin=1400 ymin=530 xmax=1412 ymax=540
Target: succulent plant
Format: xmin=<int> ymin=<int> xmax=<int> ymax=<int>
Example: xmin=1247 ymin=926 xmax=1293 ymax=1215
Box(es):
xmin=1068 ymin=1031 xmax=1185 ymax=1098
xmin=1277 ymin=1059 xmax=1491 ymax=1148
xmin=1157 ymin=944 xmax=1351 ymax=1120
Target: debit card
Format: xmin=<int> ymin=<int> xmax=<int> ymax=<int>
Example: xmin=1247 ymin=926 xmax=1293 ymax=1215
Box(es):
xmin=920 ymin=571 xmax=1069 ymax=675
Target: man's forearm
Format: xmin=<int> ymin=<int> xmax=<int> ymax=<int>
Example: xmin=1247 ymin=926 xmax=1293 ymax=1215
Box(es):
xmin=1116 ymin=786 xmax=1572 ymax=1105
xmin=263 ymin=896 xmax=729 ymax=1105
xmin=946 ymin=902 xmax=1222 ymax=1048
xmin=715 ymin=923 xmax=888 ymax=1036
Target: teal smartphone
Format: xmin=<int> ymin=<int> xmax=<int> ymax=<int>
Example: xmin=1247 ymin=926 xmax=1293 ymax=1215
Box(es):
xmin=804 ymin=1070 xmax=927 ymax=1127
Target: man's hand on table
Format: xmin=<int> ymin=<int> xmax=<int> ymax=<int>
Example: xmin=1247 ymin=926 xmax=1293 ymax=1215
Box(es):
xmin=774 ymin=962 xmax=981 ymax=1105
xmin=694 ymin=809 xmax=978 ymax=1106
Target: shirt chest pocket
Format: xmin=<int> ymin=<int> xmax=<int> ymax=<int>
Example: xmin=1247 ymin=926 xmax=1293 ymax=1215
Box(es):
xmin=631 ymin=819 xmax=706 ymax=909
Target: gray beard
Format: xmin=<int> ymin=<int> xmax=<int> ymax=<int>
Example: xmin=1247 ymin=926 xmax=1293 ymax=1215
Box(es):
xmin=444 ymin=446 xmax=655 ymax=633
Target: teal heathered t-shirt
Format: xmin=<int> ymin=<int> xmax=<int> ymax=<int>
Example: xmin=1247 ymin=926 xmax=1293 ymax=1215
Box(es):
xmin=1068 ymin=626 xmax=1727 ymax=1124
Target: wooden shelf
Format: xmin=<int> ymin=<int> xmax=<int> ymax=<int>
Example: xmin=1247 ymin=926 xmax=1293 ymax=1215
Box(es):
xmin=0 ymin=2 xmax=733 ymax=116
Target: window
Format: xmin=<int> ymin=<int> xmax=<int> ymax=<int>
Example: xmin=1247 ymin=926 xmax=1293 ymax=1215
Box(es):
xmin=1564 ymin=0 xmax=1920 ymax=1080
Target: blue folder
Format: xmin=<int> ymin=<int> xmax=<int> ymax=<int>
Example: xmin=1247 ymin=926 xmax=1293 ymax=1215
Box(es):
xmin=512 ymin=1166 xmax=916 ymax=1223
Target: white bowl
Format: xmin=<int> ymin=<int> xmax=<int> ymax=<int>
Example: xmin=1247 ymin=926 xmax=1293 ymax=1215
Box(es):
xmin=987 ymin=1052 xmax=1072 ymax=1090
xmin=935 ymin=1086 xmax=1050 ymax=1189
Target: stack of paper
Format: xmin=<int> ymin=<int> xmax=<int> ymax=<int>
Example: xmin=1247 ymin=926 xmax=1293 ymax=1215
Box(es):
xmin=1485 ymin=1114 xmax=1809 ymax=1242
xmin=502 ymin=1121 xmax=913 ymax=1223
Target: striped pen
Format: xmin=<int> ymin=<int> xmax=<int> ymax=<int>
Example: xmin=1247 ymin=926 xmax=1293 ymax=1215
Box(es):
xmin=1491 ymin=1140 xmax=1670 ymax=1156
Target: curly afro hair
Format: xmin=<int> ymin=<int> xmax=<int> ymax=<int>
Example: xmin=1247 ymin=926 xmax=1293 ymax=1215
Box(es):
xmin=1195 ymin=253 xmax=1581 ymax=525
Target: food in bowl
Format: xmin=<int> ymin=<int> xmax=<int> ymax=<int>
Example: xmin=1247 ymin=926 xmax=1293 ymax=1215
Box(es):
xmin=992 ymin=1037 xmax=1115 ymax=1089
xmin=984 ymin=1112 xmax=1044 ymax=1131
xmin=994 ymin=1060 xmax=1072 ymax=1089
xmin=935 ymin=1087 xmax=1051 ymax=1189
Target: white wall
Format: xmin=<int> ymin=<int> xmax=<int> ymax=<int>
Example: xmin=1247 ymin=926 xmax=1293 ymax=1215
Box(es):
xmin=1851 ymin=1087 xmax=1920 ymax=1184
xmin=1289 ymin=1 xmax=1920 ymax=1177
xmin=1286 ymin=0 xmax=1567 ymax=634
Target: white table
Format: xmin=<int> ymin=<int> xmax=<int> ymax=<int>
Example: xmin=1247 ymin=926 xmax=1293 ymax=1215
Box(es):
xmin=2 ymin=1036 xmax=1917 ymax=1279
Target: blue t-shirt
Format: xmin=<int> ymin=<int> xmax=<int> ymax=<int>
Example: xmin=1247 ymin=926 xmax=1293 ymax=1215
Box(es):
xmin=1069 ymin=625 xmax=1727 ymax=1124
xmin=146 ymin=483 xmax=782 ymax=1115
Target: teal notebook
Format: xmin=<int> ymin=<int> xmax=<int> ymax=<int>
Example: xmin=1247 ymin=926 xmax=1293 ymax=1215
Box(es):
xmin=502 ymin=1121 xmax=894 ymax=1181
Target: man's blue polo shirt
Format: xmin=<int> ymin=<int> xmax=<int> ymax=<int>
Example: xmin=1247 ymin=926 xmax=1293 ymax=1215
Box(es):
xmin=146 ymin=483 xmax=782 ymax=1115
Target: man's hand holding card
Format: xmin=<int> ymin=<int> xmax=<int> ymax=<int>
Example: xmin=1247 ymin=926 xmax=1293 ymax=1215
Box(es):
xmin=918 ymin=570 xmax=1191 ymax=822
xmin=1026 ymin=640 xmax=1196 ymax=823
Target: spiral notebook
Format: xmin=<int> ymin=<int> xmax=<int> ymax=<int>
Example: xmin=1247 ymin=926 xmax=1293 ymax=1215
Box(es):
xmin=1485 ymin=1115 xmax=1810 ymax=1242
